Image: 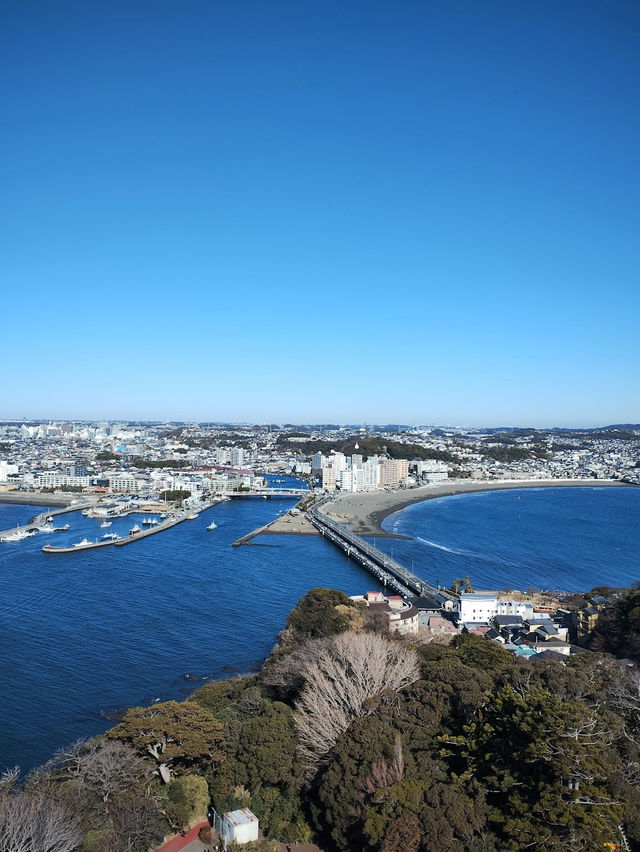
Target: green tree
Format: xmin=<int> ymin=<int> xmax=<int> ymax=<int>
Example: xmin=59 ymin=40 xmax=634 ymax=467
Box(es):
xmin=163 ymin=774 xmax=209 ymax=830
xmin=441 ymin=684 xmax=623 ymax=850
xmin=107 ymin=700 xmax=224 ymax=782
xmin=235 ymin=702 xmax=301 ymax=795
xmin=285 ymin=588 xmax=358 ymax=641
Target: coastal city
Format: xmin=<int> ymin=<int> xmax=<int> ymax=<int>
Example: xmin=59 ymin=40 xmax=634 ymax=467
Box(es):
xmin=1 ymin=419 xmax=638 ymax=501
xmin=3 ymin=1 xmax=640 ymax=848
xmin=1 ymin=419 xmax=638 ymax=851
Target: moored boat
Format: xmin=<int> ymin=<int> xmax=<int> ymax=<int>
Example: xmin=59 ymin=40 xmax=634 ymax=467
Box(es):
xmin=206 ymin=521 xmax=217 ymax=530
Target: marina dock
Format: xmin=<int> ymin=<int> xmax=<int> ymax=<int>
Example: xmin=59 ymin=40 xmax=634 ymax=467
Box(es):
xmin=0 ymin=500 xmax=96 ymax=541
xmin=41 ymin=512 xmax=193 ymax=553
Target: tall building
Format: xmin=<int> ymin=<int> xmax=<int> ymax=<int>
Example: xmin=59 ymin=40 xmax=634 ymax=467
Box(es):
xmin=361 ymin=458 xmax=381 ymax=491
xmin=322 ymin=466 xmax=337 ymax=491
xmin=380 ymin=458 xmax=409 ymax=488
xmin=230 ymin=447 xmax=245 ymax=468
xmin=330 ymin=452 xmax=347 ymax=474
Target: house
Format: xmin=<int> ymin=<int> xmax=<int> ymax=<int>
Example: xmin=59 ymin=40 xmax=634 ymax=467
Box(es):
xmin=406 ymin=595 xmax=444 ymax=625
xmin=427 ymin=616 xmax=459 ymax=637
xmin=351 ymin=591 xmax=420 ymax=635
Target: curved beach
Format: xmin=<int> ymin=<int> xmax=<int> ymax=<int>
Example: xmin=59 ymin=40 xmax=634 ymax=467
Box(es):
xmin=319 ymin=478 xmax=629 ymax=537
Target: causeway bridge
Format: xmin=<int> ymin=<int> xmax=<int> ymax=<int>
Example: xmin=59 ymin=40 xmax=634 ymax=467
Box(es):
xmin=307 ymin=504 xmax=454 ymax=600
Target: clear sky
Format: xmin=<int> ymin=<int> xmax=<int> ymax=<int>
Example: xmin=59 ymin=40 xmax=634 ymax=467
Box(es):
xmin=2 ymin=0 xmax=639 ymax=426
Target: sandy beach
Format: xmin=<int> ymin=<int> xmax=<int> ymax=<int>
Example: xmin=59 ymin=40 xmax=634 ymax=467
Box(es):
xmin=0 ymin=491 xmax=90 ymax=508
xmin=318 ymin=478 xmax=629 ymax=537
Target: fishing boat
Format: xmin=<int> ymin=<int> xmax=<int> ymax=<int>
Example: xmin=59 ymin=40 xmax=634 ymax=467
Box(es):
xmin=100 ymin=520 xmax=112 ymax=528
xmin=1 ymin=530 xmax=25 ymax=543
xmin=102 ymin=532 xmax=120 ymax=540
xmin=129 ymin=524 xmax=142 ymax=535
xmin=37 ymin=524 xmax=56 ymax=533
xmin=73 ymin=538 xmax=92 ymax=548
xmin=54 ymin=523 xmax=70 ymax=532
xmin=206 ymin=521 xmax=217 ymax=530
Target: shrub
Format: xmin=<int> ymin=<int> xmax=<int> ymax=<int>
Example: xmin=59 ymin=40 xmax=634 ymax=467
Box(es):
xmin=164 ymin=774 xmax=209 ymax=830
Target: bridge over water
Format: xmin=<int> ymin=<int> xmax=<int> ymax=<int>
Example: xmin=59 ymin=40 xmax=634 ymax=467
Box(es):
xmin=307 ymin=504 xmax=455 ymax=600
xmin=226 ymin=488 xmax=308 ymax=498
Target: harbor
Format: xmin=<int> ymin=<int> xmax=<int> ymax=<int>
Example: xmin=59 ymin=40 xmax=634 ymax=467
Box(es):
xmin=40 ymin=500 xmax=224 ymax=553
xmin=0 ymin=500 xmax=96 ymax=543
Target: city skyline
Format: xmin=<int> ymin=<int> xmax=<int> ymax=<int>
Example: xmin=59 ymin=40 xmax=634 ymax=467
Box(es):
xmin=2 ymin=1 xmax=639 ymax=424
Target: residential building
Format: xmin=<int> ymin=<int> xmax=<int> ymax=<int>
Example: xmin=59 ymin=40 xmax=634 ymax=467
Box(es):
xmin=380 ymin=458 xmax=409 ymax=488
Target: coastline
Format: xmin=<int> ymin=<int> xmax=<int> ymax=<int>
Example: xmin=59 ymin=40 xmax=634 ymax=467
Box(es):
xmin=0 ymin=491 xmax=85 ymax=508
xmin=319 ymin=478 xmax=631 ymax=538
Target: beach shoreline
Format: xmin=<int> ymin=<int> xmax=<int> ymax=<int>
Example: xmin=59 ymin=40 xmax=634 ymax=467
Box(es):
xmin=0 ymin=491 xmax=85 ymax=508
xmin=319 ymin=478 xmax=631 ymax=538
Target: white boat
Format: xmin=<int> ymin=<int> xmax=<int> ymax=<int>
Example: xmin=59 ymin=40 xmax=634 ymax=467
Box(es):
xmin=206 ymin=521 xmax=217 ymax=530
xmin=46 ymin=516 xmax=54 ymax=523
xmin=100 ymin=521 xmax=112 ymax=528
xmin=129 ymin=524 xmax=142 ymax=535
xmin=73 ymin=538 xmax=92 ymax=548
xmin=186 ymin=513 xmax=198 ymax=520
xmin=149 ymin=518 xmax=159 ymax=525
xmin=102 ymin=532 xmax=120 ymax=540
xmin=37 ymin=524 xmax=55 ymax=533
xmin=1 ymin=532 xmax=22 ymax=542
xmin=54 ymin=523 xmax=70 ymax=532
xmin=82 ymin=509 xmax=92 ymax=517
xmin=160 ymin=511 xmax=168 ymax=519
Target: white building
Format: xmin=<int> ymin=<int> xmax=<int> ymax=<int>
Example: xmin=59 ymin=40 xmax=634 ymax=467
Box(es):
xmin=330 ymin=452 xmax=347 ymax=474
xmin=35 ymin=473 xmax=90 ymax=489
xmin=414 ymin=459 xmax=449 ymax=483
xmin=312 ymin=452 xmax=325 ymax=472
xmin=458 ymin=592 xmax=534 ymax=623
xmin=108 ymin=474 xmax=139 ymax=493
xmin=322 ymin=465 xmax=337 ymax=491
xmin=230 ymin=447 xmax=245 ymax=467
xmin=0 ymin=462 xmax=18 ymax=482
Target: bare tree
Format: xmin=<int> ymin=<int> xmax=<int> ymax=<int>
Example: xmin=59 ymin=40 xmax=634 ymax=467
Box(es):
xmin=75 ymin=739 xmax=149 ymax=806
xmin=294 ymin=632 xmax=419 ymax=770
xmin=262 ymin=637 xmax=334 ymax=699
xmin=0 ymin=791 xmax=82 ymax=852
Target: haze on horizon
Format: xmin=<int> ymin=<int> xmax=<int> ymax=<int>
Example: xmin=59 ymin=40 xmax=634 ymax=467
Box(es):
xmin=2 ymin=1 xmax=639 ymax=426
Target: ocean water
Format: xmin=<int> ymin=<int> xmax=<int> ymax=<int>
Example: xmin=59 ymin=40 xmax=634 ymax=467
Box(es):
xmin=375 ymin=486 xmax=640 ymax=593
xmin=1 ymin=484 xmax=638 ymax=773
xmin=0 ymin=480 xmax=373 ymax=772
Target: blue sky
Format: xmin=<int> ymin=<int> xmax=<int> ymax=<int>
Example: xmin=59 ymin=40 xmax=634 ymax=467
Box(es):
xmin=2 ymin=0 xmax=639 ymax=426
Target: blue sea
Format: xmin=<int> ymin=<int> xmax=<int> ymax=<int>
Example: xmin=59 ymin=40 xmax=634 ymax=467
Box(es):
xmin=0 ymin=483 xmax=638 ymax=773
xmin=375 ymin=486 xmax=640 ymax=593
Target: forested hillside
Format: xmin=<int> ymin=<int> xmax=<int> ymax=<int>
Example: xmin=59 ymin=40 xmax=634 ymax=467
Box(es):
xmin=2 ymin=587 xmax=640 ymax=851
